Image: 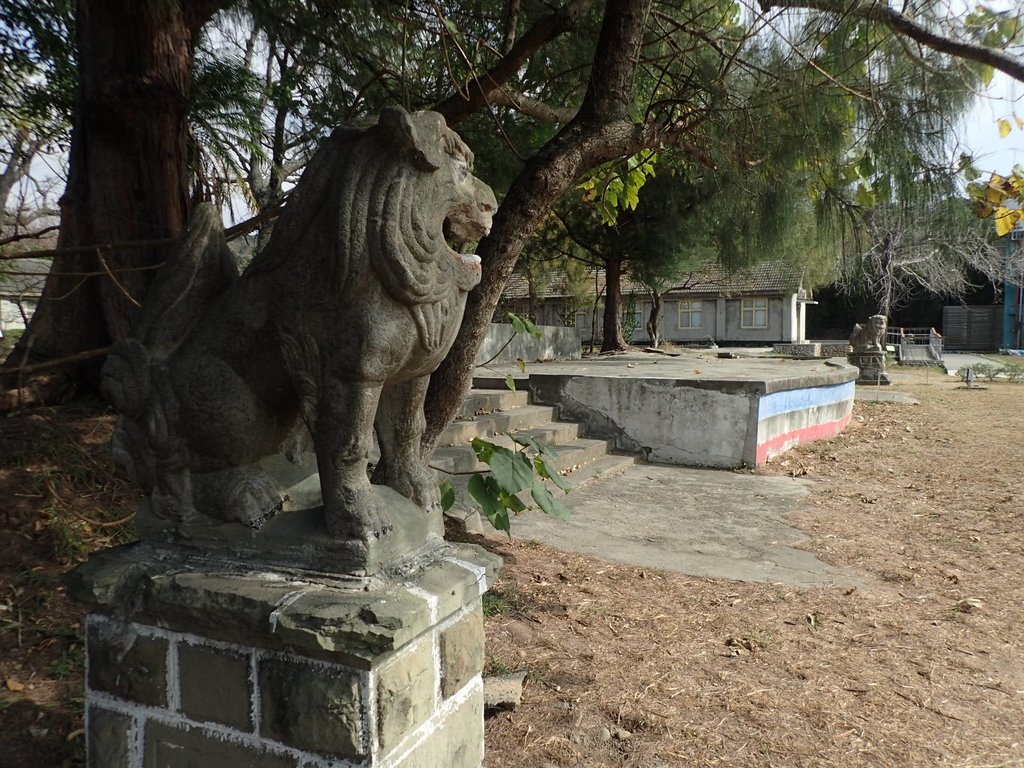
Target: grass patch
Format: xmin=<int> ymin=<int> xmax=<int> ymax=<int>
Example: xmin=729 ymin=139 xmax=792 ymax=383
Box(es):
xmin=483 ymin=587 xmax=519 ymax=617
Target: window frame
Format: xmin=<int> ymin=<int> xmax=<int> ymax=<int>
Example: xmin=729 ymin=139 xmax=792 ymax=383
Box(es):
xmin=740 ymin=297 xmax=769 ymax=329
xmin=676 ymin=300 xmax=703 ymax=330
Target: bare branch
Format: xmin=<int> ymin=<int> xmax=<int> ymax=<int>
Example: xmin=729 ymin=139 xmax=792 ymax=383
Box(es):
xmin=0 ymin=226 xmax=60 ymax=248
xmin=761 ymin=0 xmax=1024 ymax=84
xmin=436 ymin=0 xmax=592 ymax=125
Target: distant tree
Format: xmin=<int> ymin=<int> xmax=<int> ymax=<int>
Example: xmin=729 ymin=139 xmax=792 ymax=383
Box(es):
xmin=0 ymin=0 xmax=75 ymax=229
xmin=833 ymin=197 xmax=1021 ymax=316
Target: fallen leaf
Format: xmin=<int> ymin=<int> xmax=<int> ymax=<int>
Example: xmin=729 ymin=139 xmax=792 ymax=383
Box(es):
xmin=6 ymin=678 xmax=26 ymax=692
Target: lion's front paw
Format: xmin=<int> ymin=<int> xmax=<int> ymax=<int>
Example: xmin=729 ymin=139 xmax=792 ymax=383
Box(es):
xmin=325 ymin=484 xmax=393 ymax=541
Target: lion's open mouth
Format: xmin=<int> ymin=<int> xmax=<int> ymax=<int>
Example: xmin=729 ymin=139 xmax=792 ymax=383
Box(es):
xmin=443 ymin=217 xmax=483 ymax=269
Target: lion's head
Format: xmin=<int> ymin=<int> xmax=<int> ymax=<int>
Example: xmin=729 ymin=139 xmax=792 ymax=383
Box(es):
xmin=247 ymin=107 xmax=496 ymax=309
xmin=368 ymin=107 xmax=497 ymax=304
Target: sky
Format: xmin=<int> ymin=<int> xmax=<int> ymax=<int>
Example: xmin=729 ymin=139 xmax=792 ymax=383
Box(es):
xmin=959 ymin=71 xmax=1024 ymax=176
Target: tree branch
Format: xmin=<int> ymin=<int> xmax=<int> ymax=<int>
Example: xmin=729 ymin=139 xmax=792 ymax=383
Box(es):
xmin=436 ymin=0 xmax=591 ymax=125
xmin=761 ymin=0 xmax=1024 ymax=84
xmin=488 ymin=89 xmax=578 ymax=124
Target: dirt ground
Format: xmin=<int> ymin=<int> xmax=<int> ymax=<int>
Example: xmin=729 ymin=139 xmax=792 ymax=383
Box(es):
xmin=1 ymin=367 xmax=1022 ymax=767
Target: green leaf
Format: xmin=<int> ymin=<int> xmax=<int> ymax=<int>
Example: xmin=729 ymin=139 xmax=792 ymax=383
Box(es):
xmin=504 ymin=374 xmax=516 ymax=392
xmin=471 ymin=437 xmax=495 ymax=464
xmin=510 ymin=433 xmax=557 ymax=460
xmin=488 ymin=448 xmax=534 ymax=494
xmin=534 ymin=456 xmax=573 ymax=493
xmin=499 ymin=491 xmax=527 ymax=514
xmin=531 ymin=482 xmax=571 ymax=520
xmin=522 ymin=316 xmax=543 ymax=338
xmin=854 ymin=183 xmax=876 ymax=208
xmin=468 ymin=474 xmax=510 ymax=535
xmin=439 ymin=479 xmax=455 ymax=512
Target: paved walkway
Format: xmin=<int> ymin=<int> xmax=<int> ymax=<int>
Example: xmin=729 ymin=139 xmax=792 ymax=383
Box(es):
xmin=476 ymin=348 xmax=949 ymax=588
xmin=509 ymin=463 xmax=862 ymax=588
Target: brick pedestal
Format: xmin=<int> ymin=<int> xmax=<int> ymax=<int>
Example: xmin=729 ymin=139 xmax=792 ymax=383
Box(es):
xmin=69 ymin=542 xmax=500 ymax=768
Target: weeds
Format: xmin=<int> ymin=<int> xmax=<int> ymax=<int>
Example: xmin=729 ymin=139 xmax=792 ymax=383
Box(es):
xmin=483 ymin=587 xmax=519 ymax=617
xmin=49 ymin=643 xmax=84 ymax=680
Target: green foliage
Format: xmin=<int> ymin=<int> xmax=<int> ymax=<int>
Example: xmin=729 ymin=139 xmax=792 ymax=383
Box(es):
xmin=0 ymin=0 xmax=75 ymax=135
xmin=481 ymin=587 xmax=518 ymax=617
xmin=189 ymin=52 xmax=269 ymax=206
xmin=507 ymin=311 xmax=542 ymax=339
xmin=578 ymin=154 xmax=658 ymax=226
xmin=465 ymin=435 xmax=571 ymax=536
xmin=961 ymin=362 xmax=1024 ymax=383
xmin=48 ymin=642 xmax=83 ymax=680
xmin=438 ymin=311 xmax=571 ymax=535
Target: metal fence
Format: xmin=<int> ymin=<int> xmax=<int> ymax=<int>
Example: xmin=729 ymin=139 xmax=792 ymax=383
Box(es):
xmin=887 ymin=327 xmax=943 ymax=365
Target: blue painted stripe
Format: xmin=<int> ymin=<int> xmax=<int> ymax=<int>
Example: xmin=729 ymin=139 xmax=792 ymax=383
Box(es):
xmin=757 ymin=381 xmax=855 ymax=421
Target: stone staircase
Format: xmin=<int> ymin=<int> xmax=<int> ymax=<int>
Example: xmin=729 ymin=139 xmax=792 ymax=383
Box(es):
xmin=433 ymin=377 xmax=635 ymax=532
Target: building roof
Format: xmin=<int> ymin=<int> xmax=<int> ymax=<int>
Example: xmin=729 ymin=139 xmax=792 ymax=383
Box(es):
xmin=501 ymin=260 xmax=803 ymax=301
xmin=0 ymin=257 xmax=52 ymax=299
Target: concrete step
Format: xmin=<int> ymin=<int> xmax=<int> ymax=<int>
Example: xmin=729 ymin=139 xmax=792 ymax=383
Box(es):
xmin=438 ymin=404 xmax=555 ymax=447
xmin=431 ymin=423 xmax=585 ymax=474
xmin=456 ymin=388 xmax=529 ymax=418
xmin=441 ymin=449 xmax=635 ymax=535
xmin=439 ymin=382 xmax=637 ymax=535
xmin=472 ymin=373 xmax=530 ymax=391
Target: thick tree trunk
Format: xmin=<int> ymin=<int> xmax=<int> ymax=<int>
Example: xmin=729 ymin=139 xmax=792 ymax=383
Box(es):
xmin=601 ymin=247 xmax=628 ymax=352
xmin=422 ymin=0 xmax=654 ymax=453
xmin=3 ymin=0 xmax=226 ymax=391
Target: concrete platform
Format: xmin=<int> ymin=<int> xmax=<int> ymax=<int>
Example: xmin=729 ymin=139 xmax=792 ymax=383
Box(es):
xmin=475 ymin=350 xmax=858 ymax=468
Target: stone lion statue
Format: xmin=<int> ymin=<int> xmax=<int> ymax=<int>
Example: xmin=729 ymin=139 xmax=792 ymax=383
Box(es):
xmin=101 ymin=107 xmax=497 ymax=545
xmin=850 ymin=314 xmax=887 ymax=353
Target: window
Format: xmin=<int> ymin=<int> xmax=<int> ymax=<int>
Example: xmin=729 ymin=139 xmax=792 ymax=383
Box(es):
xmin=741 ymin=298 xmax=769 ymax=329
xmin=676 ymin=300 xmax=703 ymax=329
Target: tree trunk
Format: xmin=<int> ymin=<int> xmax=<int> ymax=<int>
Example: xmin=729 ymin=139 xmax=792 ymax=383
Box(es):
xmin=422 ymin=0 xmax=655 ymax=454
xmin=0 ymin=128 xmax=45 ymax=229
xmin=646 ymin=289 xmax=662 ymax=347
xmin=601 ymin=246 xmax=628 ymax=352
xmin=3 ymin=0 xmax=226 ymax=390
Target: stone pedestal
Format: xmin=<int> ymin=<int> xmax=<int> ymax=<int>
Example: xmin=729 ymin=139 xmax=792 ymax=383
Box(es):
xmin=848 ymin=351 xmax=891 ymax=385
xmin=772 ymin=342 xmax=821 ymax=358
xmin=69 ymin=541 xmax=501 ymax=768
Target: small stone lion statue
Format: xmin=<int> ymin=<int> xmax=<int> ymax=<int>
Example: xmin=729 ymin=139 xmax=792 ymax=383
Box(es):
xmin=850 ymin=314 xmax=887 ymax=353
xmin=101 ymin=107 xmax=497 ymax=544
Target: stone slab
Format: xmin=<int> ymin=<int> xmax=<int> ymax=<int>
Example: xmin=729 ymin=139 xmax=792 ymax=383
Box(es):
xmin=439 ymin=610 xmax=484 ymax=699
xmin=375 ymin=637 xmax=436 ymax=752
xmin=178 ymin=642 xmax=253 ymax=731
xmin=87 ymin=705 xmax=132 ymax=768
xmin=389 ymin=685 xmax=484 ymax=768
xmin=87 ymin=620 xmax=168 ymax=707
xmin=68 ymin=541 xmax=501 ymax=664
xmin=258 ymin=655 xmax=364 ymax=758
xmin=144 ymin=720 xmax=296 ymax=768
xmin=135 ymin=484 xmax=443 ymax=577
